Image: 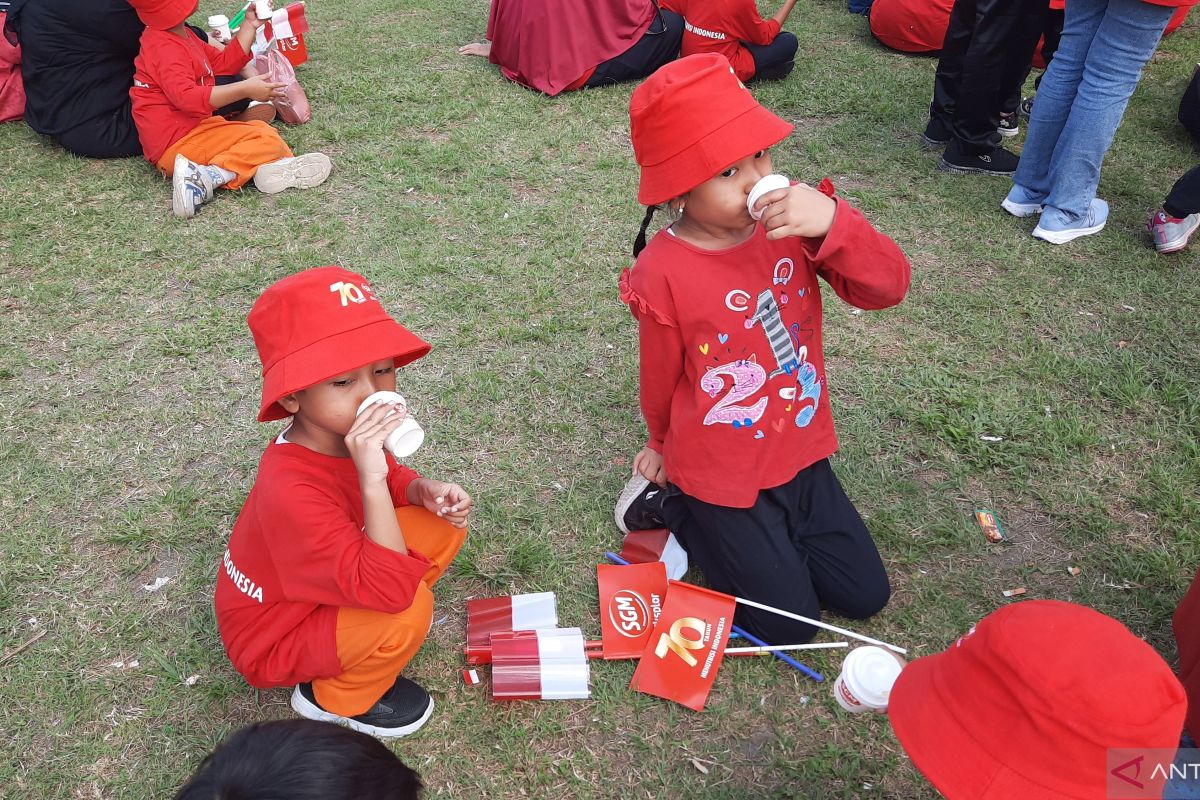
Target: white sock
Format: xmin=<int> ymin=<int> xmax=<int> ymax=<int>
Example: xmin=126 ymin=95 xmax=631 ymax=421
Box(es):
xmin=204 ymin=166 xmax=237 ymax=188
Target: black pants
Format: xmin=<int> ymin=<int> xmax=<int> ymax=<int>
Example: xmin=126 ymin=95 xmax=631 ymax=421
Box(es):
xmin=1003 ymin=8 xmax=1063 ymax=114
xmin=1165 ymin=166 xmax=1200 ymax=219
xmin=1181 ymin=64 xmax=1200 ymax=142
xmin=930 ymin=0 xmax=1048 ymax=154
xmin=745 ymin=31 xmax=798 ymax=81
xmin=585 ymin=9 xmax=683 ymax=87
xmin=661 ymin=459 xmax=890 ymax=645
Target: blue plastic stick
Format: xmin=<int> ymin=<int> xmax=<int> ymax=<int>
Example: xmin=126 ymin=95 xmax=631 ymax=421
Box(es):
xmin=603 ymin=552 xmax=824 ymax=682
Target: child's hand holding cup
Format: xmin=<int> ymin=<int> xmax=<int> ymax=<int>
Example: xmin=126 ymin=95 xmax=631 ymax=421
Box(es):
xmin=747 ymin=173 xmax=792 ymax=221
xmin=356 ymin=391 xmax=424 ymax=459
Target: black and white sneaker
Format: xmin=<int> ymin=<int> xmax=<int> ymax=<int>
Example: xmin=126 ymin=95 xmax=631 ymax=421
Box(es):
xmin=938 ymin=141 xmax=1019 ymax=176
xmin=997 ymin=111 xmax=1019 ymax=138
xmin=614 ymin=474 xmax=666 ymax=534
xmin=291 ymin=677 xmax=434 ymax=738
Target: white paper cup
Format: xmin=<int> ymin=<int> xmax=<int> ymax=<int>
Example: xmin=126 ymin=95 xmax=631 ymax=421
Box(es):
xmin=356 ymin=391 xmax=425 ymax=459
xmin=254 ymin=0 xmax=272 ymax=20
xmin=747 ymin=174 xmax=792 ymax=220
xmin=207 ymin=14 xmax=231 ymax=41
xmin=832 ymin=645 xmax=904 ymax=714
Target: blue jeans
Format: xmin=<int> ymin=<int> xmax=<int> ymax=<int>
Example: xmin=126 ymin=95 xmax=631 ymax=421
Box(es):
xmin=1011 ymin=0 xmax=1172 ymax=223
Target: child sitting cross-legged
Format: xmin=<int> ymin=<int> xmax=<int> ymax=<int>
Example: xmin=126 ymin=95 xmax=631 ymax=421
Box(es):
xmin=127 ymin=0 xmax=331 ymax=218
xmin=216 ymin=266 xmax=472 ymax=738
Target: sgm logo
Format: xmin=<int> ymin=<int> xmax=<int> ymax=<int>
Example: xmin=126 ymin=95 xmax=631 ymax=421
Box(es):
xmin=609 ymin=590 xmax=651 ymax=637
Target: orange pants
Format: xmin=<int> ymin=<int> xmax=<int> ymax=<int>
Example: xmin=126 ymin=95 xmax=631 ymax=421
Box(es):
xmin=156 ymin=116 xmax=292 ymax=190
xmin=312 ymin=506 xmax=466 ymax=716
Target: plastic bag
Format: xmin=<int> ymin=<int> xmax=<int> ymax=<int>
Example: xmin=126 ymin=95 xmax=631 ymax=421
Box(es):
xmin=255 ymin=46 xmax=310 ymax=125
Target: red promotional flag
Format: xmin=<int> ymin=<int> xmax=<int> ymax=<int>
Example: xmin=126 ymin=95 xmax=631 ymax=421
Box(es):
xmin=491 ymin=628 xmax=591 ymax=701
xmin=629 ymin=581 xmax=737 ymax=711
xmin=466 ymin=592 xmax=557 ymax=647
xmin=597 ymin=562 xmax=666 ymax=660
xmin=619 ymin=528 xmax=688 ymax=580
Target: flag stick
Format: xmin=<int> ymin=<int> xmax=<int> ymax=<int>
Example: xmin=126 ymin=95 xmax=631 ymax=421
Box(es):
xmin=733 ymin=596 xmax=907 ymax=655
xmin=725 ymin=642 xmax=848 ymax=655
xmin=604 ymin=552 xmax=825 ymax=682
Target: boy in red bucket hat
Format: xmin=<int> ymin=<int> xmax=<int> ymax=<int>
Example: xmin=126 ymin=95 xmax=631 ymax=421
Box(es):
xmin=215 ymin=266 xmax=472 ymax=738
xmin=616 ymin=54 xmax=910 ymax=648
xmin=127 ymin=0 xmax=330 ymax=218
xmin=889 ymin=600 xmax=1187 ymax=799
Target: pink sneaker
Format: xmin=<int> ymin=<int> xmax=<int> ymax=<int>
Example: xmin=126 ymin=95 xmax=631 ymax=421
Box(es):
xmin=1148 ymin=209 xmax=1200 ymax=254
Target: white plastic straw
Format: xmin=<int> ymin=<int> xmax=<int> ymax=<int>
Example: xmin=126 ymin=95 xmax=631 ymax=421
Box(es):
xmin=734 ymin=597 xmax=908 ymax=655
xmin=725 ymin=642 xmax=849 ymax=654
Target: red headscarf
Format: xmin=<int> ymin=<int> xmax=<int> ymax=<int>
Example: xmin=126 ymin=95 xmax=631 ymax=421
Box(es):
xmin=486 ymin=0 xmax=656 ymax=96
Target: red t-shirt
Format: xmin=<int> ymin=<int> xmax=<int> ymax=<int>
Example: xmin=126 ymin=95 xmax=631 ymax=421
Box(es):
xmin=215 ymin=439 xmax=431 ymax=689
xmin=1174 ymin=565 xmax=1200 ymax=739
xmin=869 ymin=0 xmax=954 ymax=54
xmin=661 ymin=0 xmax=781 ymax=82
xmin=130 ymin=28 xmax=252 ymax=163
xmin=619 ymin=197 xmax=911 ymax=508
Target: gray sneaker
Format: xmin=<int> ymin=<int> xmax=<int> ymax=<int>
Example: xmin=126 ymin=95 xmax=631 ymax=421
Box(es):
xmin=1149 ymin=210 xmax=1200 ymax=254
xmin=253 ymin=153 xmax=332 ymax=194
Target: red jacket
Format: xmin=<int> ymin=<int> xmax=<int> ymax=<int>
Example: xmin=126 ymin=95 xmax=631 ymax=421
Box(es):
xmin=130 ymin=28 xmax=251 ymax=163
xmin=868 ymin=0 xmax=953 ymax=54
xmin=215 ymin=440 xmax=431 ymax=688
xmin=661 ymin=0 xmax=780 ymax=82
xmin=619 ymin=197 xmax=910 ymax=508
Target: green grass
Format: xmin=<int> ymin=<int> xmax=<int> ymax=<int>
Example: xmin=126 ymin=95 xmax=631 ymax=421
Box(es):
xmin=1 ymin=0 xmax=1198 ymax=796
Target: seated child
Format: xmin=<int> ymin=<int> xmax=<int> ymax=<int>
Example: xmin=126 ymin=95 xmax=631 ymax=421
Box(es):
xmin=216 ymin=266 xmax=472 ymax=738
xmin=127 ymin=0 xmax=330 ymax=218
xmin=889 ymin=600 xmax=1186 ymax=799
xmin=174 ymin=719 xmax=424 ymax=799
xmin=618 ymin=54 xmax=910 ymax=646
xmin=660 ymin=0 xmax=798 ymax=82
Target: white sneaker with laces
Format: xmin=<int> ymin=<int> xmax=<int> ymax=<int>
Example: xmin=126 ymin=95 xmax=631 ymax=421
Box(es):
xmin=171 ymin=154 xmax=214 ymax=218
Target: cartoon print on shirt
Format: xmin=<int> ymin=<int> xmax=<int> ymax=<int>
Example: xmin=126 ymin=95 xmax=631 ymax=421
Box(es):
xmin=779 ymin=346 xmax=823 ymax=427
xmin=748 ymin=288 xmax=800 ymax=379
xmin=701 ymin=355 xmax=768 ymax=428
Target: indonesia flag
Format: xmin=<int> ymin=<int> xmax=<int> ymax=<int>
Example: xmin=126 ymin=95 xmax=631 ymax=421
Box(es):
xmin=466 ymin=592 xmax=557 ymax=647
xmin=620 ymin=529 xmax=688 ymax=580
xmin=491 ymin=628 xmax=591 ymax=701
xmin=264 ymin=2 xmax=309 ymax=42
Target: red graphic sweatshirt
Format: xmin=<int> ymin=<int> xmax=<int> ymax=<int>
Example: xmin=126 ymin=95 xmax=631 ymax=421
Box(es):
xmin=619 ymin=197 xmax=910 ymax=508
xmin=661 ymin=0 xmax=781 ymax=82
xmin=215 ymin=441 xmax=431 ymax=688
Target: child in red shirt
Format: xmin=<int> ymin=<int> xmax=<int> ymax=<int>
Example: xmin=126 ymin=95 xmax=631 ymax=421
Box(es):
xmin=661 ymin=0 xmax=798 ymax=82
xmin=127 ymin=0 xmax=330 ymax=218
xmin=617 ymin=55 xmax=910 ymax=646
xmin=216 ymin=266 xmax=472 ymax=738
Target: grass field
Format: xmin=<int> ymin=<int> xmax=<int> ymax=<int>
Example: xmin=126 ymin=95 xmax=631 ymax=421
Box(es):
xmin=1 ymin=0 xmax=1198 ymax=797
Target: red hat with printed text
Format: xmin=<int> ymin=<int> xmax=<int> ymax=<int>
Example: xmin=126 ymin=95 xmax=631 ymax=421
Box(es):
xmin=629 ymin=53 xmax=793 ymax=206
xmin=126 ymin=0 xmax=197 ymax=30
xmin=888 ymin=600 xmax=1186 ymax=799
xmin=248 ymin=266 xmax=431 ymax=422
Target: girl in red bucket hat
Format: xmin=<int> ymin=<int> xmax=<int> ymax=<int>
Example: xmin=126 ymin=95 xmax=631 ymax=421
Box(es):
xmin=889 ymin=600 xmax=1187 ymax=799
xmin=616 ymin=54 xmax=911 ymax=648
xmin=127 ymin=0 xmax=330 ymax=217
xmin=214 ymin=266 xmax=473 ymax=738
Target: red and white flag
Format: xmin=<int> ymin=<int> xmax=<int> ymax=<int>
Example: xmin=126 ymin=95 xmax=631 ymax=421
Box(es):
xmin=597 ymin=562 xmax=666 ymax=660
xmin=629 ymin=580 xmax=736 ymax=711
xmin=491 ymin=628 xmax=591 ymax=701
xmin=466 ymin=591 xmax=557 ymax=647
xmin=254 ymin=2 xmax=310 ymax=62
xmin=620 ymin=528 xmax=688 ymax=580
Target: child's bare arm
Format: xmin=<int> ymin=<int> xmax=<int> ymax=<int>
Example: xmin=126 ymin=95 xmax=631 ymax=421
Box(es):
xmin=208 ymin=74 xmax=286 ymax=107
xmin=347 ymin=402 xmax=413 ymax=553
xmin=772 ymin=0 xmax=798 ymax=26
xmin=407 ymin=478 xmax=473 ymax=528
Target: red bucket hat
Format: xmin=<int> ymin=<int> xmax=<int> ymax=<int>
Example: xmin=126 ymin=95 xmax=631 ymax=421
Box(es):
xmin=248 ymin=266 xmax=431 ymax=422
xmin=888 ymin=600 xmax=1186 ymax=800
xmin=629 ymin=54 xmax=793 ymax=206
xmin=126 ymin=0 xmax=196 ymax=29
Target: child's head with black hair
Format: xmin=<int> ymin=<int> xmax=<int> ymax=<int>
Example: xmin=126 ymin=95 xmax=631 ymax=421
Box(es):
xmin=174 ymin=719 xmax=423 ymax=800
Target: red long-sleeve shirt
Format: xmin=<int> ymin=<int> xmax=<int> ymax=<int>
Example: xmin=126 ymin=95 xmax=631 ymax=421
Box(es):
xmin=130 ymin=28 xmax=252 ymax=163
xmin=619 ymin=197 xmax=910 ymax=508
xmin=661 ymin=0 xmax=781 ymax=82
xmin=215 ymin=440 xmax=431 ymax=688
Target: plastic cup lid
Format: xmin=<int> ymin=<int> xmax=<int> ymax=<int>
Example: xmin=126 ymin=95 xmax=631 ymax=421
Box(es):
xmin=842 ymin=646 xmax=903 ymax=707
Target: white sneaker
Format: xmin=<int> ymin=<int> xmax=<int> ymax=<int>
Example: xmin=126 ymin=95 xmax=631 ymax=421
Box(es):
xmin=171 ymin=154 xmax=214 ymax=218
xmin=253 ymin=153 xmax=332 ymax=194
